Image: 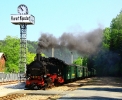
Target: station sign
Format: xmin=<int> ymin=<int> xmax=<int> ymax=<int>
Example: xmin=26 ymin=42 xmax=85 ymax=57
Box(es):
xmin=11 ymin=14 xmax=35 ymax=25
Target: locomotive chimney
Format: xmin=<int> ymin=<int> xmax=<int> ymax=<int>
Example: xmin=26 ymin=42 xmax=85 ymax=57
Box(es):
xmin=52 ymin=48 xmax=54 ymax=57
xmin=36 ymin=53 xmax=40 ymax=61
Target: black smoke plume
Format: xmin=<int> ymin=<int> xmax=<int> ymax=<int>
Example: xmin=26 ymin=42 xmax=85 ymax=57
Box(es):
xmin=36 ymin=28 xmax=103 ymax=55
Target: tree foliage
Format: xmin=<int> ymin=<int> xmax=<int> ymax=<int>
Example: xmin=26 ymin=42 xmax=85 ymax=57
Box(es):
xmin=82 ymin=57 xmax=88 ymax=66
xmin=73 ymin=57 xmax=83 ymax=66
xmin=0 ymin=36 xmax=48 ymax=73
xmin=96 ymin=11 xmax=122 ymax=76
xmin=27 ymin=52 xmax=35 ymax=64
xmin=27 ymin=40 xmax=37 ymax=53
xmin=109 ymin=12 xmax=122 ymax=55
xmin=1 ymin=36 xmax=20 ymax=73
xmin=103 ymin=27 xmax=110 ymax=49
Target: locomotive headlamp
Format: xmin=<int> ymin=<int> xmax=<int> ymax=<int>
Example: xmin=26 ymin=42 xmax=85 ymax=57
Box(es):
xmin=44 ymin=75 xmax=47 ymax=77
xmin=27 ymin=77 xmax=30 ymax=80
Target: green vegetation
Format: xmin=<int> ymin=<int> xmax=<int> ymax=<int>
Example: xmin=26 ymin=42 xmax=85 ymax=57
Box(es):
xmin=27 ymin=40 xmax=38 ymax=53
xmin=90 ymin=10 xmax=122 ymax=76
xmin=1 ymin=36 xmax=20 ymax=73
xmin=73 ymin=57 xmax=83 ymax=66
xmin=0 ymin=36 xmax=46 ymax=73
xmin=73 ymin=10 xmax=122 ymax=76
xmin=73 ymin=57 xmax=88 ymax=66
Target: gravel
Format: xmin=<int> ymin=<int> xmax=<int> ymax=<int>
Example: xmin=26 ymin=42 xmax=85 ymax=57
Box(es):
xmin=0 ymin=82 xmax=25 ymax=97
xmin=13 ymin=95 xmax=58 ymax=100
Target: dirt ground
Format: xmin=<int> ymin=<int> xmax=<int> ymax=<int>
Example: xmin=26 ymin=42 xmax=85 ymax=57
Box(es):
xmin=82 ymin=77 xmax=122 ymax=87
xmin=62 ymin=77 xmax=122 ymax=88
xmin=59 ymin=77 xmax=122 ymax=100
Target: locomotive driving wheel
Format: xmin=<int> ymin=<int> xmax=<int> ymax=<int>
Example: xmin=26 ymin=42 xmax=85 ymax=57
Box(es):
xmin=43 ymin=77 xmax=54 ymax=90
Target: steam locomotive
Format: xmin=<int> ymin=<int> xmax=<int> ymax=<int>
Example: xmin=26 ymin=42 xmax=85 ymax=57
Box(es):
xmin=25 ymin=53 xmax=96 ymax=90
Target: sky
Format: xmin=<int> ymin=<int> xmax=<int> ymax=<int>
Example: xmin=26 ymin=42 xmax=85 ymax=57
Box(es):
xmin=1 ymin=0 xmax=122 ymax=41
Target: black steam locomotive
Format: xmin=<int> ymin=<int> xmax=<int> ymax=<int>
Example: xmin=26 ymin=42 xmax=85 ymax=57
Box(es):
xmin=25 ymin=53 xmax=96 ymax=90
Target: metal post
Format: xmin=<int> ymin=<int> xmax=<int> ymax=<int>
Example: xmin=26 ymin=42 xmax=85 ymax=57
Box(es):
xmin=71 ymin=52 xmax=73 ymax=64
xmin=52 ymin=48 xmax=54 ymax=57
xmin=20 ymin=23 xmax=27 ymax=73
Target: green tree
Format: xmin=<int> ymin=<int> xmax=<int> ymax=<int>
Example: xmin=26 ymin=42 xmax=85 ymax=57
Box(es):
xmin=73 ymin=57 xmax=83 ymax=66
xmin=109 ymin=12 xmax=122 ymax=54
xmin=27 ymin=52 xmax=35 ymax=64
xmin=0 ymin=41 xmax=3 ymax=51
xmin=103 ymin=27 xmax=110 ymax=49
xmin=94 ymin=11 xmax=122 ymax=76
xmin=1 ymin=36 xmax=20 ymax=73
xmin=0 ymin=36 xmax=48 ymax=73
xmin=41 ymin=53 xmax=47 ymax=57
xmin=27 ymin=40 xmax=38 ymax=53
xmin=82 ymin=57 xmax=88 ymax=66
xmin=109 ymin=12 xmax=122 ymax=76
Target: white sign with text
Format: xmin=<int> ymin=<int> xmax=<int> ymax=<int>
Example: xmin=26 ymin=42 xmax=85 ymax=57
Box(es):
xmin=11 ymin=14 xmax=35 ymax=25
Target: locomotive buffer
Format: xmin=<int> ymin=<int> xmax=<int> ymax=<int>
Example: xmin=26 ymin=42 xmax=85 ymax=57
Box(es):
xmin=10 ymin=4 xmax=35 ymax=73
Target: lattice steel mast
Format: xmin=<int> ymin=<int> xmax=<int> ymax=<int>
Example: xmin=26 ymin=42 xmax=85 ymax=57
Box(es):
xmin=11 ymin=4 xmax=35 ymax=73
xmin=20 ymin=24 xmax=27 ymax=73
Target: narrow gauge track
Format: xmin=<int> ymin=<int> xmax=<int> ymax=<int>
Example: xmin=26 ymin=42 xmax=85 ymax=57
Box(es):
xmin=0 ymin=93 xmax=26 ymax=100
xmin=0 ymin=81 xmax=24 ymax=86
xmin=0 ymin=78 xmax=92 ymax=100
xmin=0 ymin=93 xmax=61 ymax=100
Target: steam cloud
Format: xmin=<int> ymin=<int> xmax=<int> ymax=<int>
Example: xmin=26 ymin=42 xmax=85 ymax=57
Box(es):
xmin=36 ymin=28 xmax=103 ymax=55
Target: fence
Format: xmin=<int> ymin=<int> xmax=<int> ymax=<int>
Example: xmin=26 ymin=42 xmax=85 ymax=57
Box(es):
xmin=0 ymin=73 xmax=25 ymax=82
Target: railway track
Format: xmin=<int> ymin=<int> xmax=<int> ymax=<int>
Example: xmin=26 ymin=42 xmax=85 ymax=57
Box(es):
xmin=0 ymin=81 xmax=19 ymax=85
xmin=0 ymin=80 xmax=25 ymax=86
xmin=0 ymin=93 xmax=26 ymax=100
